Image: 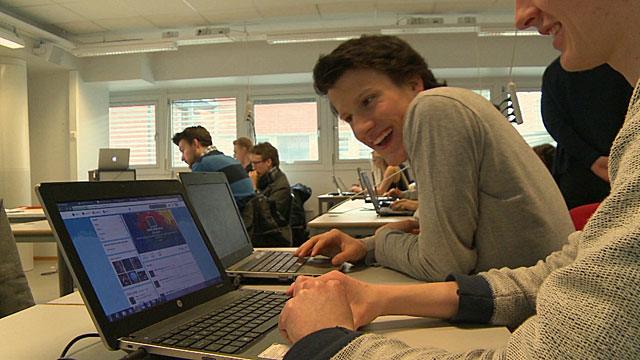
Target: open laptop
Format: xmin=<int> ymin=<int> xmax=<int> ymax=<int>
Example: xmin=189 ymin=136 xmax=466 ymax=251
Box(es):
xmin=179 ymin=172 xmax=336 ymax=281
xmin=358 ymin=170 xmax=414 ymax=217
xmin=37 ymin=180 xmax=289 ymax=359
xmin=98 ymin=148 xmax=130 ymax=171
xmin=330 ymin=175 xmax=355 ymax=196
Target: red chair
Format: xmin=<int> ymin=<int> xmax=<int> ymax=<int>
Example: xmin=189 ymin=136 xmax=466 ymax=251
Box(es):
xmin=569 ymin=202 xmax=600 ymax=230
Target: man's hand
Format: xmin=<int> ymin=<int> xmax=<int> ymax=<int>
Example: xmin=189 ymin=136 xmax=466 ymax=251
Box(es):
xmin=248 ymin=170 xmax=259 ymax=189
xmin=591 ymin=156 xmax=610 ymax=182
xmin=383 ymin=188 xmax=402 ymax=198
xmin=376 ymin=219 xmax=420 ymax=235
xmin=284 ymin=271 xmax=382 ymax=335
xmin=390 ymin=199 xmax=418 ymax=212
xmin=294 ymin=229 xmax=367 ymax=266
xmin=279 ymin=277 xmax=355 ymax=344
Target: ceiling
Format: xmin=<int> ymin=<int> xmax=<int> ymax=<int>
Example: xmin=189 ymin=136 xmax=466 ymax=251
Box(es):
xmin=0 ymin=0 xmax=516 ymax=47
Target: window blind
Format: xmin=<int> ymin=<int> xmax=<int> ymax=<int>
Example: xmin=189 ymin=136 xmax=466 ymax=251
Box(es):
xmin=109 ymin=104 xmax=157 ymax=166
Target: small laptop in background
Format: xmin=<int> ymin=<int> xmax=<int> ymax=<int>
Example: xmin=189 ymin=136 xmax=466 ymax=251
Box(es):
xmin=179 ymin=172 xmax=337 ymax=281
xmin=36 ymin=180 xmax=289 ymax=359
xmin=358 ymin=170 xmax=415 ymax=217
xmin=98 ymin=148 xmax=130 ymax=171
xmin=330 ymin=175 xmax=355 ymax=196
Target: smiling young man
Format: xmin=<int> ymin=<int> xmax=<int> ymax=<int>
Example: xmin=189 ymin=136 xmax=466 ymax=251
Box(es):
xmin=295 ymin=35 xmax=574 ymax=281
xmin=280 ymin=1 xmax=640 ymax=359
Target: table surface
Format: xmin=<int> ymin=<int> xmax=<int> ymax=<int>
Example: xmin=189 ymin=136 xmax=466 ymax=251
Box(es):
xmin=309 ymin=199 xmax=412 ymax=228
xmin=10 ymin=219 xmax=52 ymax=236
xmin=3 ymin=264 xmax=510 ymax=359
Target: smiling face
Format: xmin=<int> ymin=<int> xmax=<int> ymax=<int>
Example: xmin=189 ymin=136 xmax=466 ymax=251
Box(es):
xmin=515 ymin=0 xmax=622 ymax=72
xmin=328 ymin=69 xmax=423 ymax=166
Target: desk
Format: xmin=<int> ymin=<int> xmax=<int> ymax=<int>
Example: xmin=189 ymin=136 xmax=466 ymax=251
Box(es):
xmin=10 ymin=220 xmax=74 ymax=297
xmin=6 ymin=207 xmax=46 ymax=223
xmin=309 ymin=199 xmax=413 ymax=237
xmin=2 ymin=266 xmax=509 ymax=359
xmin=317 ymin=193 xmax=363 ymax=215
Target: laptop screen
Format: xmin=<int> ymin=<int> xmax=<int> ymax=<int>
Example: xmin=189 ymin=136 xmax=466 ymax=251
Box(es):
xmin=57 ymin=194 xmax=223 ymax=322
xmin=182 ymin=181 xmax=252 ymax=267
xmin=358 ymin=170 xmax=381 ymax=211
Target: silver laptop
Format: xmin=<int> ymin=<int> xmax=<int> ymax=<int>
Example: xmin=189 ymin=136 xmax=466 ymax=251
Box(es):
xmin=179 ymin=172 xmax=337 ymax=281
xmin=358 ymin=170 xmax=414 ymax=217
xmin=36 ymin=180 xmax=289 ymax=359
xmin=331 ymin=175 xmax=355 ymax=196
xmin=98 ymin=148 xmax=130 ymax=171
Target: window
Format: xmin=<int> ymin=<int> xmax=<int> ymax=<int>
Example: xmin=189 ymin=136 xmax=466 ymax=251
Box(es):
xmin=109 ymin=104 xmax=157 ymax=166
xmin=473 ymin=89 xmax=491 ymax=101
xmin=337 ymin=121 xmax=370 ymax=160
xmin=253 ymin=98 xmax=319 ymax=163
xmin=170 ymin=98 xmax=237 ymax=167
xmin=512 ymin=91 xmax=555 ymax=146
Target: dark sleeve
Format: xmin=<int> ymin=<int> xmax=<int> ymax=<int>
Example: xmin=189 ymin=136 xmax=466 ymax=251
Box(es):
xmin=541 ymin=64 xmax=602 ymax=169
xmin=284 ymin=327 xmax=363 ymax=360
xmin=265 ymin=173 xmax=292 ymax=222
xmin=446 ymin=274 xmax=494 ymax=323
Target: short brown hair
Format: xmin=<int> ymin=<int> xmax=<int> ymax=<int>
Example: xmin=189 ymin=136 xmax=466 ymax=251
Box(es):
xmin=172 ymin=126 xmax=212 ymax=147
xmin=250 ymin=142 xmax=280 ymax=168
xmin=233 ymin=137 xmax=253 ymax=150
xmin=313 ymin=35 xmax=445 ymax=96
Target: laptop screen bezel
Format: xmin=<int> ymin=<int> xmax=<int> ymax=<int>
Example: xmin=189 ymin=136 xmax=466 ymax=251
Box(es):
xmin=178 ymin=171 xmax=254 ymax=268
xmin=36 ymin=180 xmax=235 ymax=350
xmin=358 ymin=170 xmax=382 ymax=212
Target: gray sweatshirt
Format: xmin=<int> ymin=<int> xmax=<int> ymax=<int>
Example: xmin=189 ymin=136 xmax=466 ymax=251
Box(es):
xmin=363 ymin=88 xmax=574 ymax=281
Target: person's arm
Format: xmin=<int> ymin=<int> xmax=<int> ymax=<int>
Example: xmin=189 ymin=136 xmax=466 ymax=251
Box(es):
xmin=264 ymin=171 xmax=292 ymax=221
xmin=376 ymin=166 xmax=401 ymax=194
xmin=541 ymin=65 xmax=602 ymax=171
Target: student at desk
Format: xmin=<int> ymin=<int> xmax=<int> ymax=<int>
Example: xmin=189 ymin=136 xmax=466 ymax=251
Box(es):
xmin=281 ymin=1 xmax=640 ymax=358
xmin=351 ymin=151 xmax=409 ymax=195
xmin=296 ymin=35 xmax=574 ymax=281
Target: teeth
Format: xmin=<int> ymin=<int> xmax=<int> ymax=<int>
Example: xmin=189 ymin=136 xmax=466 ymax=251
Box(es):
xmin=373 ymin=129 xmax=392 ymax=146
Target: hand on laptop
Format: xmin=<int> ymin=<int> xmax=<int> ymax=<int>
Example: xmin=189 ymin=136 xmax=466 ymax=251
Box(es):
xmin=383 ymin=188 xmax=402 ymax=198
xmin=279 ymin=276 xmax=355 ymax=343
xmin=377 ymin=219 xmax=419 ymax=235
xmin=294 ymin=229 xmax=367 ymax=265
xmin=285 ymin=271 xmax=381 ymax=330
xmin=390 ymin=199 xmax=418 ymax=212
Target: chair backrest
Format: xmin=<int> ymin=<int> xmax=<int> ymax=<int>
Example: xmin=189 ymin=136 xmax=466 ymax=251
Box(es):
xmin=569 ymin=202 xmax=601 ymax=231
xmin=0 ymin=199 xmax=35 ymax=317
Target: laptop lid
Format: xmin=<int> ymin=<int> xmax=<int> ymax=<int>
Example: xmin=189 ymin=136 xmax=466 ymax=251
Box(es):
xmin=98 ymin=148 xmax=130 ymax=171
xmin=332 ymin=175 xmax=343 ymax=194
xmin=178 ymin=172 xmax=254 ymax=268
xmin=358 ymin=169 xmax=382 ymax=212
xmin=36 ymin=180 xmax=234 ymax=350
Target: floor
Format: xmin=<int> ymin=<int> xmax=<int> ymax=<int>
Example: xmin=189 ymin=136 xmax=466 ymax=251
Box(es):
xmin=23 ymin=259 xmax=61 ymax=304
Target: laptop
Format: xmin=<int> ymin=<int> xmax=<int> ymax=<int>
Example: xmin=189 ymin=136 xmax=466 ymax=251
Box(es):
xmin=330 ymin=175 xmax=355 ymax=196
xmin=358 ymin=170 xmax=415 ymax=217
xmin=37 ymin=180 xmax=289 ymax=359
xmin=98 ymin=148 xmax=130 ymax=171
xmin=178 ymin=172 xmax=337 ymax=281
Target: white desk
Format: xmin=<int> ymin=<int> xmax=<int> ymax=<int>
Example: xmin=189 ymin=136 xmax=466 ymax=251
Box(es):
xmin=309 ymin=199 xmax=413 ymax=237
xmin=5 ymin=207 xmax=46 ymax=223
xmin=3 ymin=265 xmax=509 ymax=359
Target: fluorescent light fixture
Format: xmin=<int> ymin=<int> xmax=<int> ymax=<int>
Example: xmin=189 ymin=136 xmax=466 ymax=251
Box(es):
xmin=176 ymin=36 xmax=233 ymax=46
xmin=478 ymin=25 xmax=540 ymax=37
xmin=381 ymin=26 xmax=477 ymax=35
xmin=72 ymin=40 xmax=178 ymax=57
xmin=0 ymin=27 xmax=25 ymax=49
xmin=267 ymin=32 xmax=363 ymax=45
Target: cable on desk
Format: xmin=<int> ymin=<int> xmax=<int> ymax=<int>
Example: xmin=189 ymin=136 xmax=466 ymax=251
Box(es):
xmin=118 ymin=348 xmax=148 ymax=360
xmin=58 ymin=332 xmax=99 ymax=360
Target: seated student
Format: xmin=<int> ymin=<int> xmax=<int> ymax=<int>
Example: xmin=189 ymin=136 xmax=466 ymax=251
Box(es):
xmin=172 ymin=126 xmax=254 ymax=210
xmin=233 ymin=136 xmax=254 ymax=173
xmin=351 ymin=151 xmax=409 ymax=195
xmin=247 ymin=142 xmax=293 ymax=246
xmin=0 ymin=200 xmax=34 ymax=318
xmin=295 ymin=35 xmax=574 ymax=282
xmin=280 ymin=1 xmax=640 ymax=358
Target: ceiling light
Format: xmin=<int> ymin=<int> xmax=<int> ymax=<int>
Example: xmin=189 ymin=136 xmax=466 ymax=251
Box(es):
xmin=478 ymin=25 xmax=540 ymax=37
xmin=381 ymin=25 xmax=478 ymax=35
xmin=266 ymin=32 xmax=363 ymax=45
xmin=72 ymin=40 xmax=178 ymax=57
xmin=0 ymin=27 xmax=25 ymax=49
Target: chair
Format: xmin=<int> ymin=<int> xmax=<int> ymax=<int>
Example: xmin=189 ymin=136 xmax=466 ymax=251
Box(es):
xmin=0 ymin=199 xmax=35 ymax=318
xmin=569 ymin=202 xmax=601 ymax=231
xmin=290 ymin=183 xmax=312 ymax=247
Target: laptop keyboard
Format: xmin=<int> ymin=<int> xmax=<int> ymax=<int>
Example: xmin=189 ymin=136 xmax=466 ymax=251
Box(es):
xmin=152 ymin=291 xmax=289 ymax=354
xmin=237 ymin=251 xmax=306 ymax=273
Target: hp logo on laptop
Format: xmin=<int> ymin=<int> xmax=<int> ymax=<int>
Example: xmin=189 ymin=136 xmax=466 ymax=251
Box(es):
xmin=176 ymin=300 xmax=183 ymax=308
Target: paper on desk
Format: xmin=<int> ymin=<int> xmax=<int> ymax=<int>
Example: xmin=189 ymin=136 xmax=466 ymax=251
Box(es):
xmin=258 ymin=343 xmax=290 ymax=359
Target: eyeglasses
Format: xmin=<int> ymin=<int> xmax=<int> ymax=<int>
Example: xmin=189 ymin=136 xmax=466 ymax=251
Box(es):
xmin=250 ymin=159 xmax=266 ymax=165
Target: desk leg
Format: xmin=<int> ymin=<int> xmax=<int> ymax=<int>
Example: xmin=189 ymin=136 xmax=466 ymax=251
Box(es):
xmin=57 ymin=248 xmax=74 ymax=296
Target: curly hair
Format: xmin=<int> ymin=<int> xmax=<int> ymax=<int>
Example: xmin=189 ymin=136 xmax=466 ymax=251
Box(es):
xmin=172 ymin=126 xmax=212 ymax=147
xmin=313 ymin=35 xmax=445 ymax=95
